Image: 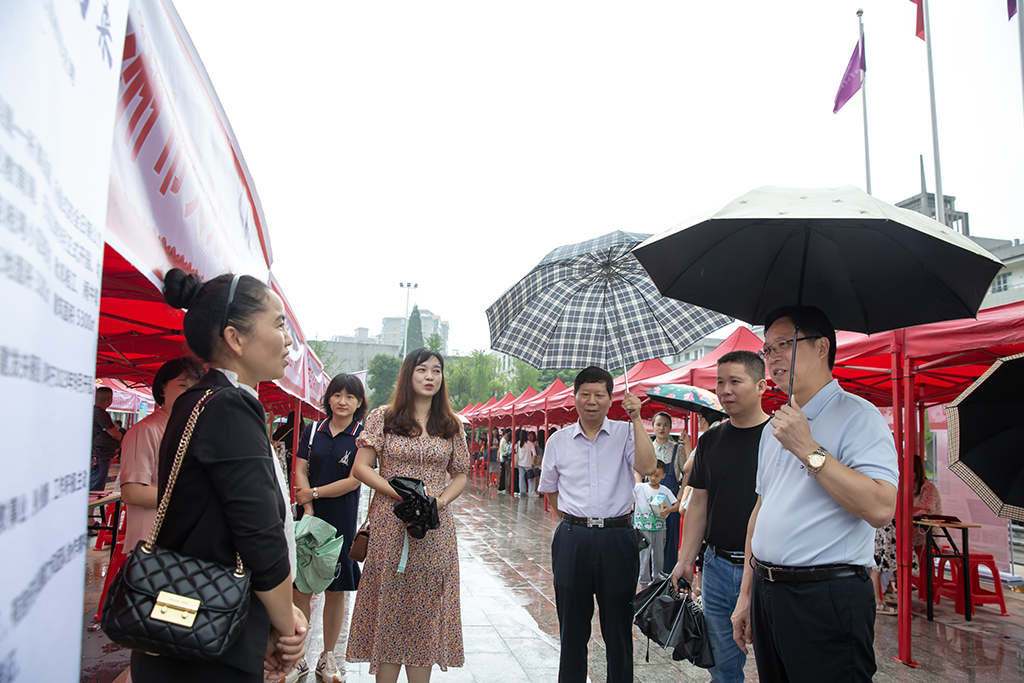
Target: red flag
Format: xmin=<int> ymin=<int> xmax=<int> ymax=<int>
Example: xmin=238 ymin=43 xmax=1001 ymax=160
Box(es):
xmin=910 ymin=0 xmax=925 ymax=40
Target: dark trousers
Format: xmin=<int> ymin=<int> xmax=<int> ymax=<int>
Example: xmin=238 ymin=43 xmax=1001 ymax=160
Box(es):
xmin=89 ymin=457 xmax=112 ymax=492
xmin=751 ymin=570 xmax=876 ymax=683
xmin=663 ymin=511 xmax=680 ymax=572
xmin=551 ymin=522 xmax=639 ymax=683
xmin=131 ymin=650 xmax=262 ymax=682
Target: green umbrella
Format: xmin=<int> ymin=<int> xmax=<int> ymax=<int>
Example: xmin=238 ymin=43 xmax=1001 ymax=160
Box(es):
xmin=293 ymin=515 xmax=344 ymax=594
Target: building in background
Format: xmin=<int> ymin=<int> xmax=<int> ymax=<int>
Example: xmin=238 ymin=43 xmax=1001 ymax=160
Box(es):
xmin=316 ymin=327 xmax=401 ymax=374
xmin=897 ymin=185 xmax=1023 ymax=308
xmin=378 ymin=309 xmax=450 ymax=354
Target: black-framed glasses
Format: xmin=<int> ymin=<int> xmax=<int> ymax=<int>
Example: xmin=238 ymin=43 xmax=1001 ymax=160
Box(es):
xmin=758 ymin=335 xmax=822 ymax=361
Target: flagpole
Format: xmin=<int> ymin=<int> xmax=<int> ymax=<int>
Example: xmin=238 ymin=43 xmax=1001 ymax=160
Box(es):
xmin=858 ymin=9 xmax=871 ymax=195
xmin=1018 ymin=3 xmax=1024 ymax=141
xmin=921 ymin=0 xmax=946 ymax=227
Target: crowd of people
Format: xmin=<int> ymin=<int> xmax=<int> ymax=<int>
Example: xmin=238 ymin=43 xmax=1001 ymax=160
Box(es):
xmin=94 ymin=267 xmax=931 ymax=683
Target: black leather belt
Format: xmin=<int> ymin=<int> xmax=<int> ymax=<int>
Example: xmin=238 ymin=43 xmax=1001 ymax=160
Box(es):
xmin=562 ymin=513 xmax=632 ymax=528
xmin=709 ymin=544 xmax=745 ymax=565
xmin=753 ymin=557 xmax=867 ymax=583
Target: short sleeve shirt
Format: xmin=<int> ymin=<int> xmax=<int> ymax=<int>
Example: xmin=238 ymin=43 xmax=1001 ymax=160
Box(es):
xmin=688 ymin=419 xmax=769 ymax=552
xmin=297 ymin=419 xmax=363 ymax=526
xmin=92 ymin=406 xmax=119 ymax=459
xmin=120 ymin=409 xmax=169 ymax=548
xmin=752 ymin=380 xmax=899 ymax=567
xmin=538 ymin=418 xmax=636 ymax=518
xmin=633 ymin=483 xmax=678 ymax=531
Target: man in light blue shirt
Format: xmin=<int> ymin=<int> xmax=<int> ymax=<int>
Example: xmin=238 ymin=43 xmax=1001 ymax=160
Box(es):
xmin=539 ymin=366 xmax=656 ymax=683
xmin=731 ymin=306 xmax=898 ymax=683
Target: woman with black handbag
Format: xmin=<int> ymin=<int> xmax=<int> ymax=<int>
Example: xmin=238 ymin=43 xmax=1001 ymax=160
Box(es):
xmin=126 ymin=269 xmax=308 ymax=682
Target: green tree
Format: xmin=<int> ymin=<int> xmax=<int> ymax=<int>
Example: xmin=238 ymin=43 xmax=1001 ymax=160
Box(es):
xmin=405 ymin=305 xmax=424 ymax=354
xmin=510 ymin=359 xmax=541 ymax=395
xmin=367 ymin=353 xmax=402 ymax=409
xmin=444 ymin=350 xmax=502 ymax=410
xmin=425 ymin=333 xmax=443 ymax=353
xmin=307 ymin=339 xmax=344 ymax=376
xmin=537 ymin=368 xmax=579 ymax=387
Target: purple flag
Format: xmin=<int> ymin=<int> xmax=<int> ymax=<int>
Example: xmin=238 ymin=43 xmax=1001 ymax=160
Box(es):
xmin=1011 ymin=1 xmax=1017 ymax=20
xmin=833 ymin=39 xmax=865 ymax=114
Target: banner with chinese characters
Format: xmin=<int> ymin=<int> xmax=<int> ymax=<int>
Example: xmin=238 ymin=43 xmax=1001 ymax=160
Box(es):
xmin=0 ymin=1 xmax=129 ymax=681
xmin=105 ymin=0 xmax=273 ymax=286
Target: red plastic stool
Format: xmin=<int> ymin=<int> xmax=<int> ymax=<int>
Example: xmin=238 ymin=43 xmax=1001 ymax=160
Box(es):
xmin=93 ymin=540 xmax=129 ymax=622
xmin=93 ymin=504 xmax=126 ymax=551
xmin=909 ymin=544 xmax=947 ymax=603
xmin=936 ymin=553 xmax=1009 ymax=616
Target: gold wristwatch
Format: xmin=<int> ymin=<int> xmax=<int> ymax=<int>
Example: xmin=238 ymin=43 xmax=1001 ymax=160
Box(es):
xmin=806 ymin=447 xmax=828 ymax=478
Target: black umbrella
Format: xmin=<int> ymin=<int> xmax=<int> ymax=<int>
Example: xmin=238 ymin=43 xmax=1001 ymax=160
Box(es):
xmin=946 ymin=353 xmax=1024 ymax=522
xmin=633 ymin=186 xmax=1002 ymax=335
xmin=390 ymin=477 xmax=440 ymax=539
xmin=633 ymin=578 xmax=714 ymax=668
xmin=633 ymin=185 xmax=1003 ymax=398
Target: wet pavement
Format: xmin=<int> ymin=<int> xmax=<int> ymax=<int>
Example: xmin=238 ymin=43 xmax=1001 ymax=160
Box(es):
xmin=82 ymin=471 xmax=1024 ymax=681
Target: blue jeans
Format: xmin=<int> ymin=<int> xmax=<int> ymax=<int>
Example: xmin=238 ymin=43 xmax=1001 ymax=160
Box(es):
xmin=702 ymin=547 xmax=746 ymax=683
xmin=90 ymin=457 xmax=112 ymax=492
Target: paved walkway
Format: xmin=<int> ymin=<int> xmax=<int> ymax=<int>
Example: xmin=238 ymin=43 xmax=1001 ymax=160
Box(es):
xmin=82 ymin=471 xmax=1024 ymax=681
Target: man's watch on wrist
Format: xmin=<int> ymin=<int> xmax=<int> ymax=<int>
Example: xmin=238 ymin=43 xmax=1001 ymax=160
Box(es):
xmin=312 ymin=487 xmax=319 ymax=499
xmin=806 ymin=447 xmax=828 ymax=478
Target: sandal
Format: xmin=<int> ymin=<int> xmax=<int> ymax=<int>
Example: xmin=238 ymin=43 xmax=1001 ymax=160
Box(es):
xmin=876 ymin=603 xmax=898 ymax=616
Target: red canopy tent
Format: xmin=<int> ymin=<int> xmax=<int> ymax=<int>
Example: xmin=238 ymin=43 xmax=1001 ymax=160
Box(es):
xmin=829 ymin=300 xmax=1024 ymax=666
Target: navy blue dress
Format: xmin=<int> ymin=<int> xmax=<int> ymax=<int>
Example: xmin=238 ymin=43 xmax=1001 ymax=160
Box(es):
xmin=297 ymin=419 xmax=363 ymax=592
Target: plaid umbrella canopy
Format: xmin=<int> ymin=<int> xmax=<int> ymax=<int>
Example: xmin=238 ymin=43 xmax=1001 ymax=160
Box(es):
xmin=946 ymin=352 xmax=1024 ymax=522
xmin=486 ymin=231 xmax=731 ymax=373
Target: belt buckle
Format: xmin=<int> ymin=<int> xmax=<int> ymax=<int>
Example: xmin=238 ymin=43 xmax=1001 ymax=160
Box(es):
xmin=765 ymin=565 xmax=775 ymax=582
xmin=587 ymin=517 xmax=604 ymax=528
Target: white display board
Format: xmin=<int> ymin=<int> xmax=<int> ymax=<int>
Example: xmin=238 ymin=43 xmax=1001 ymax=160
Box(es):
xmin=0 ymin=1 xmax=128 ymax=680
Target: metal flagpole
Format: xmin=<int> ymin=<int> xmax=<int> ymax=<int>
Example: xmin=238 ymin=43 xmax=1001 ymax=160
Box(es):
xmin=1018 ymin=2 xmax=1024 ymax=145
xmin=858 ymin=9 xmax=872 ymax=195
xmin=922 ymin=0 xmax=946 ymax=227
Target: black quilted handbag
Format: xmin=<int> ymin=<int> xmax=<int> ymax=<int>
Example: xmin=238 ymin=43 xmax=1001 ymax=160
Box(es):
xmin=101 ymin=390 xmax=252 ymax=660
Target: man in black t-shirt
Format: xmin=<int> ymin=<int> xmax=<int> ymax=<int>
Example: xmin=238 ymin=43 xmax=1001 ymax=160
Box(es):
xmin=670 ymin=351 xmax=769 ymax=683
xmin=90 ymin=387 xmax=122 ymax=491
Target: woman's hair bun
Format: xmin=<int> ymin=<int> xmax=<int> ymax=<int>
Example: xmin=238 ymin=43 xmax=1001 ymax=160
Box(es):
xmin=163 ymin=268 xmax=205 ymax=310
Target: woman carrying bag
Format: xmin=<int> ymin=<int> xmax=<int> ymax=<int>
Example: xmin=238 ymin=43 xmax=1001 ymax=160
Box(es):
xmin=127 ymin=269 xmax=308 ymax=682
xmin=288 ymin=373 xmax=366 ymax=683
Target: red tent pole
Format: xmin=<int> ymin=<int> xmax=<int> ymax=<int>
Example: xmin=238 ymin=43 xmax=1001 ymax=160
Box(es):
xmin=511 ymin=406 xmax=517 ymax=509
xmin=893 ymin=344 xmax=917 ymax=667
xmin=291 ymin=398 xmax=302 ymax=505
xmin=544 ymin=396 xmax=550 ymax=513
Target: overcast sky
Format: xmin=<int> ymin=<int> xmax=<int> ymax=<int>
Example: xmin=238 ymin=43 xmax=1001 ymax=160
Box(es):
xmin=172 ymin=1 xmax=1024 ymax=354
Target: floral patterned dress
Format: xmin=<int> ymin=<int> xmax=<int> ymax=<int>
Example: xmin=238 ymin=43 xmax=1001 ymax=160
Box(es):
xmin=345 ymin=407 xmax=471 ymax=673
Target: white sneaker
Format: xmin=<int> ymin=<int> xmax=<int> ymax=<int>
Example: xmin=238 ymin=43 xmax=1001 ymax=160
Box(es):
xmin=284 ymin=659 xmax=309 ymax=683
xmin=316 ymin=652 xmax=345 ymax=683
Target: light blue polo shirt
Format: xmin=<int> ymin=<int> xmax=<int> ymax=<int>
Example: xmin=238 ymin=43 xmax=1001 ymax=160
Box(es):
xmin=751 ymin=380 xmax=899 ymax=567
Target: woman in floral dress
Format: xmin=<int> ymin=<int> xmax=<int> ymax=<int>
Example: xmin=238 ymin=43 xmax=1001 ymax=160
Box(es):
xmin=347 ymin=349 xmax=470 ymax=683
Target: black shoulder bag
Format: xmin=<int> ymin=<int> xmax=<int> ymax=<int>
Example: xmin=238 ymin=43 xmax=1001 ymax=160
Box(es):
xmin=101 ymin=390 xmax=252 ymax=660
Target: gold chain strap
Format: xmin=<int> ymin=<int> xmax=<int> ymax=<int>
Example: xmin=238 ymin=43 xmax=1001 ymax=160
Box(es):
xmin=142 ymin=390 xmax=245 ymax=577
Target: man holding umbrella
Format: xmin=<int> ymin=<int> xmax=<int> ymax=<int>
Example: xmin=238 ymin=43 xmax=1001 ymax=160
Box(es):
xmin=730 ymin=306 xmax=898 ymax=682
xmin=538 ymin=366 xmax=657 ymax=683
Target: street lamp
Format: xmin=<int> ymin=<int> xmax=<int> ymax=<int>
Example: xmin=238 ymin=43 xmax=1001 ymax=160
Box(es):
xmin=400 ymin=282 xmax=418 ymax=356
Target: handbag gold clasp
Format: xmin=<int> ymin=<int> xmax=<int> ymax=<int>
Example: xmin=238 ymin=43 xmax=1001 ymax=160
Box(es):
xmin=151 ymin=591 xmax=201 ymax=628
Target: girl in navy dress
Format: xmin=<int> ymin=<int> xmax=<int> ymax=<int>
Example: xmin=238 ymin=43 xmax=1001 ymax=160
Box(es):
xmin=291 ymin=374 xmax=366 ymax=683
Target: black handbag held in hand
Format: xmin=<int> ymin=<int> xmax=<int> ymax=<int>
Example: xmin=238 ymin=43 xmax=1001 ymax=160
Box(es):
xmin=101 ymin=390 xmax=252 ymax=660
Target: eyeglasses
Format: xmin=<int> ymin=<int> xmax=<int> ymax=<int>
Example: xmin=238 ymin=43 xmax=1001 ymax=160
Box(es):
xmin=757 ymin=335 xmax=822 ymax=361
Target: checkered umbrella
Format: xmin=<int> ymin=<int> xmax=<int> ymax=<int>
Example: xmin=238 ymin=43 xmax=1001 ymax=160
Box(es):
xmin=486 ymin=231 xmax=731 ymax=373
xmin=946 ymin=353 xmax=1024 ymax=522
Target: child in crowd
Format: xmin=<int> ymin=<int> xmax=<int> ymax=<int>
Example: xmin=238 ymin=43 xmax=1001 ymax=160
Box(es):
xmin=633 ymin=462 xmax=679 ymax=587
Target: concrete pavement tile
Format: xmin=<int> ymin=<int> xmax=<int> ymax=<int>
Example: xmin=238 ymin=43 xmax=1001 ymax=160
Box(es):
xmin=463 ymin=625 xmax=511 ymax=653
